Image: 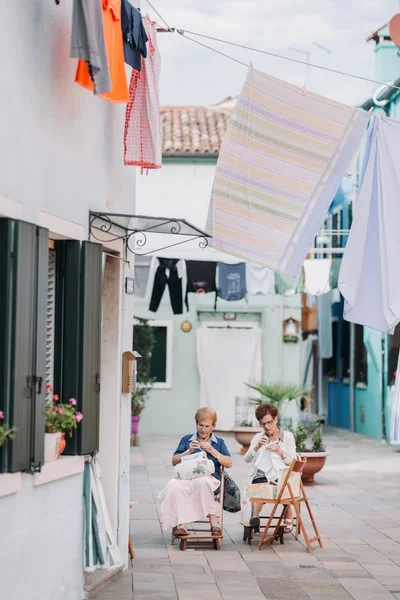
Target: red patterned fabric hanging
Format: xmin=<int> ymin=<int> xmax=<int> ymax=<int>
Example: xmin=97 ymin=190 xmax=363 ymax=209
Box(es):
xmin=124 ymin=16 xmax=161 ymax=172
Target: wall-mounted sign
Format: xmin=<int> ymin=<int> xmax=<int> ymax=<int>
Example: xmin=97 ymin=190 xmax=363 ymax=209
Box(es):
xmin=125 ymin=277 xmax=134 ymax=295
xmin=223 ymin=312 xmax=236 ymax=321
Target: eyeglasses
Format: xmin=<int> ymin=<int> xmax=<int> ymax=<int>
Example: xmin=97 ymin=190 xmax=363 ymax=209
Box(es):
xmin=260 ymin=419 xmax=274 ymax=427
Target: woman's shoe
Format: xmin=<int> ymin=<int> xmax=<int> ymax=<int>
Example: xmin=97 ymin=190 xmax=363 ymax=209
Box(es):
xmin=250 ymin=516 xmax=260 ymax=533
xmin=283 ymin=519 xmax=293 ymax=534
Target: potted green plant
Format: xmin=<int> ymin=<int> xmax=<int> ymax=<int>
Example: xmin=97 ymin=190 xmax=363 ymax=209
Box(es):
xmin=0 ymin=411 xmax=17 ymax=447
xmin=131 ymin=320 xmax=155 ymax=442
xmin=290 ymin=420 xmax=328 ymax=485
xmin=44 ymin=389 xmax=83 ymax=463
xmin=231 ymin=382 xmax=311 ymax=454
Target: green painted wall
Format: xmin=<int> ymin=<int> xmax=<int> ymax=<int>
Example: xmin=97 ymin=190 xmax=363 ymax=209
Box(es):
xmin=134 ymin=292 xmax=303 ymax=436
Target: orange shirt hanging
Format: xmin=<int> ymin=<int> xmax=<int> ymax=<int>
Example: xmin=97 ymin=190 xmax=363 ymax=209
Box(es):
xmin=75 ymin=0 xmax=129 ymax=103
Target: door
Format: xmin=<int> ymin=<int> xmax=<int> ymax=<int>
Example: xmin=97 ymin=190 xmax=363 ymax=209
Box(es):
xmin=196 ymin=323 xmax=262 ymax=430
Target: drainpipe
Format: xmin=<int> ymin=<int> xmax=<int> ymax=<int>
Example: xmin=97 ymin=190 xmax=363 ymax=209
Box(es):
xmin=349 ymin=323 xmax=355 ymax=432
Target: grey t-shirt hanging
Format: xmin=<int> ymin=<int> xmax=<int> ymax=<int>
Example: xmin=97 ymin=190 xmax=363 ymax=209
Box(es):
xmin=217 ymin=262 xmax=247 ymax=301
xmin=70 ymin=0 xmax=111 ymax=95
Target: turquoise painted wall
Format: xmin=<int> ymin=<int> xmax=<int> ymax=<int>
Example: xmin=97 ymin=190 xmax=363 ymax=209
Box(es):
xmin=134 ymin=291 xmax=303 ymax=436
xmin=354 ymin=329 xmax=382 ymax=439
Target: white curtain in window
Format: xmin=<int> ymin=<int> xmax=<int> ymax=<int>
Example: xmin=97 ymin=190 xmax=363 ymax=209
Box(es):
xmin=196 ymin=326 xmax=262 ymax=430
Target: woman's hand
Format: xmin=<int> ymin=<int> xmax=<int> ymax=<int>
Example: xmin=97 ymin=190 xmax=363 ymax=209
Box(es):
xmin=199 ymin=441 xmax=212 ymax=453
xmin=266 ymin=442 xmax=280 ymax=454
xmin=189 ymin=440 xmax=200 ymax=453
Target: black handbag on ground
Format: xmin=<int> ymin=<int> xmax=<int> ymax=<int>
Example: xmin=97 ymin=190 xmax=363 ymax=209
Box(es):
xmin=222 ymin=472 xmax=241 ymax=513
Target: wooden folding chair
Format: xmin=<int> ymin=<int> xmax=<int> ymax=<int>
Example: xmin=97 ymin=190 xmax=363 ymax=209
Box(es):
xmin=249 ymin=459 xmax=323 ymax=553
xmin=171 ymin=467 xmax=225 ymax=551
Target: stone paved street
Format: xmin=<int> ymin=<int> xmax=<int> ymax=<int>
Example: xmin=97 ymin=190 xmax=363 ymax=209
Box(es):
xmin=96 ymin=429 xmax=400 ymax=600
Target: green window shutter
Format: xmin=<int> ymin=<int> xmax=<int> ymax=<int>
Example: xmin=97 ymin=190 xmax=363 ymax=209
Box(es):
xmin=31 ymin=227 xmax=49 ymax=470
xmin=54 ymin=240 xmax=102 ymax=456
xmin=78 ymin=241 xmax=102 ymax=455
xmin=0 ymin=219 xmax=15 ymax=473
xmin=9 ymin=221 xmax=37 ymax=472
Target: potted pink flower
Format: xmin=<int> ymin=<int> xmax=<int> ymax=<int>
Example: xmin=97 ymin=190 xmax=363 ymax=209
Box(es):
xmin=0 ymin=411 xmax=17 ymax=447
xmin=44 ymin=389 xmax=83 ymax=463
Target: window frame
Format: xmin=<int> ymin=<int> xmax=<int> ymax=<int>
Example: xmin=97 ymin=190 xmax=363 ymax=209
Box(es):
xmin=148 ymin=320 xmax=173 ymax=390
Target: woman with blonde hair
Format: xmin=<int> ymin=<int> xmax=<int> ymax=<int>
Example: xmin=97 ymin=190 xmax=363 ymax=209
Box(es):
xmin=159 ymin=407 xmax=232 ymax=537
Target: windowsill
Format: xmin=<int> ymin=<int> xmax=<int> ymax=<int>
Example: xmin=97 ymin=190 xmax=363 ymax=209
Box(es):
xmin=356 ymin=382 xmax=368 ymax=390
xmin=34 ymin=455 xmax=85 ymax=487
xmin=0 ymin=472 xmax=21 ymax=499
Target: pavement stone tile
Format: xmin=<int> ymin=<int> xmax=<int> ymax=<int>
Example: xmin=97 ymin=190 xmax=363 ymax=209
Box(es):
xmin=100 ymin=430 xmax=400 ymax=600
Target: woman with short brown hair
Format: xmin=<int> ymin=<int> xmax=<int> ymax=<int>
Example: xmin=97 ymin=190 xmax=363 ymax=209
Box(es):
xmin=159 ymin=407 xmax=232 ymax=537
xmin=244 ymin=403 xmax=297 ymax=534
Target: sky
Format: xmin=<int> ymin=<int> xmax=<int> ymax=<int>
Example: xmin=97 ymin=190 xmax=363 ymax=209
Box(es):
xmin=142 ymin=0 xmax=399 ymax=108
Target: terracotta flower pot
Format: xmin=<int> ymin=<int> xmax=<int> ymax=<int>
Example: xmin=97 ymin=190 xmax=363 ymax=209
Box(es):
xmin=299 ymin=451 xmax=328 ymax=485
xmin=232 ymin=427 xmax=262 ymax=455
xmin=57 ymin=433 xmax=66 ymax=458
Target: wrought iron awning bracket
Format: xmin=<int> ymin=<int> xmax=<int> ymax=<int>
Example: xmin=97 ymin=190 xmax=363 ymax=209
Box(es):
xmin=89 ymin=212 xmax=210 ymax=256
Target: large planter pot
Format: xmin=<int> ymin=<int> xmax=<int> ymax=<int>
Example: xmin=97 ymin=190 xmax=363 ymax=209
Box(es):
xmin=44 ymin=432 xmax=62 ymax=463
xmin=299 ymin=452 xmax=328 ymax=485
xmin=131 ymin=415 xmax=140 ymax=435
xmin=232 ymin=427 xmax=262 ymax=455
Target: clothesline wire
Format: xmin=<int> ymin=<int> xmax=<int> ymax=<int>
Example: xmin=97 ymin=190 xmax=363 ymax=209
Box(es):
xmin=142 ymin=0 xmax=400 ymax=93
xmin=142 ymin=0 xmax=173 ymax=32
xmin=177 ymin=29 xmax=400 ymax=93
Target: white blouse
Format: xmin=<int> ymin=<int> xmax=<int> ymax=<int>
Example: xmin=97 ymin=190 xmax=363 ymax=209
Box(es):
xmin=244 ymin=429 xmax=297 ymax=482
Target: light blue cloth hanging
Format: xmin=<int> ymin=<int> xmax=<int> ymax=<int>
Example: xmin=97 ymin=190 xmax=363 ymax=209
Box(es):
xmin=317 ymin=292 xmax=333 ymax=359
xmin=339 ymin=115 xmax=400 ymax=334
xmin=390 ymin=353 xmax=400 ymax=444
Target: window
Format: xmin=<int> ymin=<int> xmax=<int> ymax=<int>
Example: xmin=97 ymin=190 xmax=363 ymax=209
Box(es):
xmin=354 ymin=325 xmax=368 ymax=387
xmin=134 ymin=320 xmax=173 ymax=389
xmin=388 ymin=324 xmax=400 ymax=386
xmin=0 ymin=219 xmax=103 ymax=474
xmin=323 ymin=320 xmax=338 ymax=379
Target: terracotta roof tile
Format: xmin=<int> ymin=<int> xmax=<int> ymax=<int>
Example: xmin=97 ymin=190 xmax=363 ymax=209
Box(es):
xmin=161 ymin=106 xmax=232 ymax=156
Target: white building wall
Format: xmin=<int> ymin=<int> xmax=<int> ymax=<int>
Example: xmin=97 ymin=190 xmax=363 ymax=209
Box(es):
xmin=0 ymin=1 xmax=136 ymax=597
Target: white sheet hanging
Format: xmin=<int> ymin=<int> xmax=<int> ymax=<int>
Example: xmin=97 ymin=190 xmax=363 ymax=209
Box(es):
xmin=339 ymin=115 xmax=400 ymax=334
xmin=196 ymin=325 xmax=262 ymax=430
xmin=304 ymin=259 xmax=331 ymax=296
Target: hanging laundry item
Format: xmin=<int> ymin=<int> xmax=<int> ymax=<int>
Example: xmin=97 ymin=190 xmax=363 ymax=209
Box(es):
xmin=134 ymin=255 xmax=152 ymax=298
xmin=304 ymin=259 xmax=331 ymax=296
xmin=206 ymin=67 xmax=369 ymax=277
xmin=246 ymin=263 xmax=276 ymax=295
xmin=185 ymin=261 xmax=217 ymax=310
xmin=149 ymin=258 xmax=183 ymax=315
xmin=124 ymin=16 xmax=161 ymax=171
xmin=121 ymin=0 xmax=148 ymax=69
xmin=217 ymin=263 xmax=246 ymax=302
xmin=390 ymin=352 xmax=400 ymax=444
xmin=339 ymin=115 xmax=400 ymax=334
xmin=75 ymin=0 xmax=129 ymax=103
xmin=317 ymin=292 xmax=333 ymax=359
xmin=275 ymin=271 xmax=304 ymax=296
xmin=70 ymin=0 xmax=111 ymax=95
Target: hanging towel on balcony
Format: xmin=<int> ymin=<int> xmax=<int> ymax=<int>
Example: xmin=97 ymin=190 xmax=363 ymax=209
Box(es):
xmin=246 ymin=263 xmax=276 ymax=295
xmin=217 ymin=262 xmax=247 ymax=302
xmin=124 ymin=16 xmax=162 ymax=171
xmin=304 ymin=259 xmax=331 ymax=296
xmin=339 ymin=115 xmax=400 ymax=333
xmin=206 ymin=66 xmax=369 ymax=277
xmin=185 ymin=260 xmax=217 ymax=310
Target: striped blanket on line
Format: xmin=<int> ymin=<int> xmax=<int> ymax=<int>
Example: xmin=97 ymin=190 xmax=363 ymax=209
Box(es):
xmin=206 ymin=67 xmax=369 ymax=277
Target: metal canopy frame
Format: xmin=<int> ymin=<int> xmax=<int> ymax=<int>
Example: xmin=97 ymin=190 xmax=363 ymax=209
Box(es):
xmin=89 ymin=212 xmax=210 ymax=256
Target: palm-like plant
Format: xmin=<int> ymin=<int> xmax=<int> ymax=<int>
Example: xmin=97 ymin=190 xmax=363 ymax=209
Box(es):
xmin=246 ymin=381 xmax=311 ymax=407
